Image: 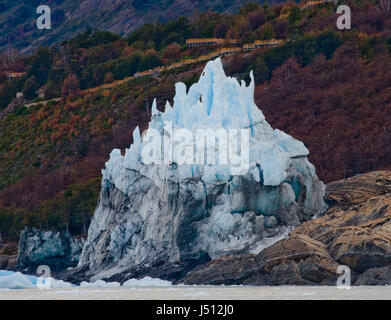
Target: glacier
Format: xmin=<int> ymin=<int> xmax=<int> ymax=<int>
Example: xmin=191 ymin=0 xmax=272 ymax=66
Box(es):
xmin=76 ymin=58 xmax=327 ymax=283
xmin=102 ymin=58 xmax=310 ymax=188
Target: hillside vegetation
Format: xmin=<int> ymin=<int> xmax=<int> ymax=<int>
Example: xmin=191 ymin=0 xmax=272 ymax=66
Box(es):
xmin=0 ymin=0 xmax=390 ymax=241
xmin=0 ymin=0 xmax=279 ymax=54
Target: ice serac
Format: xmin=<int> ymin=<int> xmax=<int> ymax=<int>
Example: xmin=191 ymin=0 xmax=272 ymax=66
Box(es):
xmin=78 ymin=58 xmax=327 ymax=282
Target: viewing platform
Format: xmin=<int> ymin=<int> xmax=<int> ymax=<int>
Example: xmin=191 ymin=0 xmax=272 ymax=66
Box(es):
xmin=243 ymin=39 xmax=283 ymax=51
xmin=5 ymin=71 xmax=26 ymax=79
xmin=186 ymin=38 xmax=225 ymax=47
xmin=300 ymin=0 xmax=327 ymax=10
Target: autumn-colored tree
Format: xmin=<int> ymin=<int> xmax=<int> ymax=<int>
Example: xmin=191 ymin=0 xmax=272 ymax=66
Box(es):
xmin=248 ymin=9 xmax=265 ymax=30
xmin=61 ymin=74 xmax=80 ymax=101
xmin=163 ymin=42 xmax=181 ymax=61
xmin=104 ymin=72 xmax=115 ymax=84
xmin=274 ymin=20 xmax=288 ymax=38
xmin=213 ymin=23 xmax=228 ymax=38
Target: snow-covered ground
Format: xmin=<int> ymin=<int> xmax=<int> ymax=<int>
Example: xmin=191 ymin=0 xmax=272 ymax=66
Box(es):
xmin=0 ymin=285 xmax=391 ymax=300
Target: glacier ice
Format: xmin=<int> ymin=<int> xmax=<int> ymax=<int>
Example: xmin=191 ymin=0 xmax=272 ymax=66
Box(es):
xmin=122 ymin=277 xmax=172 ymax=287
xmin=0 ymin=271 xmax=35 ymax=289
xmin=77 ymin=58 xmax=327 ymax=282
xmin=0 ymin=270 xmax=170 ymax=289
xmin=0 ymin=270 xmax=73 ymax=289
xmin=80 ymin=280 xmax=120 ymax=288
xmin=103 ymin=58 xmax=310 ymax=188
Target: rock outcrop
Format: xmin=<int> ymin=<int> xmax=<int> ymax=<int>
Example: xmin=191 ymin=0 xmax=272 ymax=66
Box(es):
xmin=16 ymin=227 xmax=84 ymax=274
xmin=182 ymin=171 xmax=391 ymax=285
xmin=73 ymin=58 xmax=327 ymax=282
xmin=0 ymin=243 xmax=18 ymax=270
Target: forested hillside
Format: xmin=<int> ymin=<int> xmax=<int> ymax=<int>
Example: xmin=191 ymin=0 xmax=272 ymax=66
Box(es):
xmin=0 ymin=0 xmax=281 ymax=54
xmin=0 ymin=0 xmax=390 ymax=241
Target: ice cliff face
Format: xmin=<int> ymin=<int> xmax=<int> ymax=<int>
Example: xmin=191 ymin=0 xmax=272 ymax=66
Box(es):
xmin=78 ymin=58 xmax=327 ymax=281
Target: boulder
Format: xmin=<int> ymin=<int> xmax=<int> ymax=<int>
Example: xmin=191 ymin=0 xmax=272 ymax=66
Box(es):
xmin=0 ymin=243 xmax=18 ymax=270
xmin=182 ymin=234 xmax=340 ymax=285
xmin=16 ymin=227 xmax=84 ymax=274
xmin=182 ymin=171 xmax=391 ymax=285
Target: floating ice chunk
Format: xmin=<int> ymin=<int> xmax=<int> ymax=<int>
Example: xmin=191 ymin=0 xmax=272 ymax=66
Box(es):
xmin=0 ymin=272 xmax=34 ymax=289
xmin=47 ymin=278 xmax=73 ymax=289
xmin=122 ymin=277 xmax=172 ymax=287
xmin=0 ymin=271 xmax=73 ymax=289
xmin=80 ymin=280 xmax=120 ymax=288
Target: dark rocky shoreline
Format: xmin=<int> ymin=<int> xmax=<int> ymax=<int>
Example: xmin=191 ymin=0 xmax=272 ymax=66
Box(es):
xmin=3 ymin=171 xmax=391 ymax=286
xmin=0 ymin=243 xmax=17 ymax=271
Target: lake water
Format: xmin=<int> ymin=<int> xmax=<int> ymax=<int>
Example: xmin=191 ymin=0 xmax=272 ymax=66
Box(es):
xmin=1 ymin=285 xmax=391 ymax=300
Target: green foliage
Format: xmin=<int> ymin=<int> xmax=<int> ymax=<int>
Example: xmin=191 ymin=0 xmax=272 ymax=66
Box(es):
xmin=260 ymin=23 xmax=276 ymax=40
xmin=142 ymin=52 xmax=163 ymax=70
xmin=289 ymin=6 xmax=302 ymax=24
xmin=386 ymin=36 xmax=391 ymax=53
xmin=67 ymin=29 xmax=121 ymax=49
xmin=45 ymin=81 xmax=62 ymax=99
xmin=27 ymin=47 xmax=53 ymax=86
xmin=240 ymin=2 xmax=261 ymax=15
xmin=0 ymin=178 xmax=100 ymax=240
xmin=201 ymin=20 xmax=219 ymax=38
xmin=127 ymin=17 xmax=192 ymax=50
xmin=31 ymin=178 xmax=100 ymax=235
xmin=253 ymin=31 xmax=343 ymax=81
xmin=0 ymin=81 xmax=15 ymax=109
xmin=265 ymin=9 xmax=276 ymax=22
xmin=113 ymin=53 xmax=143 ymax=80
xmin=252 ymin=58 xmax=269 ymax=83
xmin=359 ymin=36 xmax=377 ymax=60
xmin=22 ymin=76 xmax=39 ymax=100
xmin=294 ymin=32 xmax=342 ymax=65
xmin=0 ymin=207 xmax=24 ymax=241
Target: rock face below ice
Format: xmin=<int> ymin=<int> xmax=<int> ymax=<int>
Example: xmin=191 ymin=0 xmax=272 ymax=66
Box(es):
xmin=77 ymin=58 xmax=327 ymax=282
xmin=16 ymin=227 xmax=84 ymax=273
xmin=182 ymin=171 xmax=391 ymax=286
